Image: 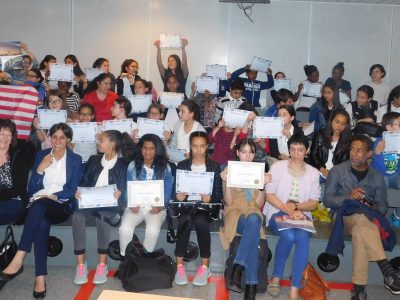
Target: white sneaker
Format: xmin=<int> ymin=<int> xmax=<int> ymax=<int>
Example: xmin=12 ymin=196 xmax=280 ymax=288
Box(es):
xmin=93 ymin=263 xmax=108 ymax=285
xmin=174 ymin=264 xmax=188 ymax=285
xmin=73 ymin=263 xmax=88 ymax=285
xmin=192 ymin=265 xmax=211 ymax=286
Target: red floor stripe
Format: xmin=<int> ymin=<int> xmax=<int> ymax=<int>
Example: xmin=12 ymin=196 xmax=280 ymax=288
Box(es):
xmin=74 ymin=270 xmax=353 ymax=300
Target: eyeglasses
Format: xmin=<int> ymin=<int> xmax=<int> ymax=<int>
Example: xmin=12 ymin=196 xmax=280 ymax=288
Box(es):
xmin=49 ymin=98 xmax=62 ymax=104
xmin=149 ymin=112 xmax=161 ymax=116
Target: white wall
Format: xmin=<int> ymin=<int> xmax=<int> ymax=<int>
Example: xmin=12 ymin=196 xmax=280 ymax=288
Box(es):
xmin=0 ymin=0 xmax=398 ymax=105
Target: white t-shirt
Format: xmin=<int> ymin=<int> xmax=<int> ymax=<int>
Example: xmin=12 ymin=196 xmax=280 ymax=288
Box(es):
xmin=377 ymin=104 xmax=400 ymax=123
xmin=366 ymin=80 xmax=390 ymax=107
xmin=325 ymin=141 xmax=338 ymax=170
xmin=144 ymin=165 xmax=154 ymax=180
xmin=187 ymin=163 xmax=206 ymax=201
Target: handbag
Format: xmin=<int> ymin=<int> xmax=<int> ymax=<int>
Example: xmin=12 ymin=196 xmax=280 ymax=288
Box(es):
xmin=299 ymin=263 xmax=330 ymax=300
xmin=0 ymin=226 xmax=18 ymax=271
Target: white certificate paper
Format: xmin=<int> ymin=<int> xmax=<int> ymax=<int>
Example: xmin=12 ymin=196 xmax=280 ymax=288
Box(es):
xmin=128 ymin=95 xmax=152 ymax=113
xmin=69 ymin=122 xmax=97 ymax=143
xmin=223 ymin=108 xmax=250 ymax=128
xmin=274 ymin=79 xmax=291 ymax=91
xmin=160 ymin=34 xmax=182 ymax=49
xmin=37 ymin=109 xmax=67 ymax=129
xmin=160 ymin=92 xmax=184 ymax=108
xmin=103 ymin=119 xmax=133 ymax=134
xmin=383 ymin=131 xmax=400 ymax=154
xmin=48 ymin=63 xmax=74 ymax=82
xmin=84 ymin=67 xmax=104 ymax=81
xmin=339 ymin=91 xmax=350 ymax=105
xmin=196 ymin=76 xmax=219 ymax=94
xmin=250 ymin=57 xmax=272 ymax=73
xmin=253 ymin=117 xmax=283 ymax=139
xmin=176 ymin=170 xmax=214 ymax=196
xmin=227 ymin=161 xmax=265 ymax=189
xmin=78 ymin=184 xmax=117 ymax=209
xmin=206 ymin=64 xmax=227 ymax=80
xmin=127 ymin=180 xmax=164 ymax=207
xmin=167 ymin=146 xmax=186 ymax=163
xmin=302 ymin=82 xmax=322 ymax=98
xmin=137 ymin=117 xmax=165 ymax=139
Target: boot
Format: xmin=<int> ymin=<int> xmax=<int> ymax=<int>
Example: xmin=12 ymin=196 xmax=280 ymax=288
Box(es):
xmin=244 ymin=284 xmax=257 ymax=300
xmin=228 ymin=263 xmax=244 ymax=292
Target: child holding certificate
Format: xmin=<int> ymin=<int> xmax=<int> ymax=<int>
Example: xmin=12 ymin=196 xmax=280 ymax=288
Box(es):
xmin=270 ymin=105 xmax=303 ymax=160
xmin=265 ymin=133 xmax=320 ymax=300
xmin=169 ymin=100 xmax=205 ymax=156
xmin=32 ymin=89 xmax=71 ymax=150
xmin=119 ymin=134 xmax=173 ymax=257
xmin=219 ymin=138 xmax=271 ymax=300
xmin=72 ymin=130 xmax=127 ymax=286
xmin=231 ymin=64 xmax=274 ymax=108
xmin=154 ymin=38 xmax=189 ymax=95
xmin=294 ymin=65 xmax=323 ymax=109
xmin=373 ymin=112 xmax=400 ymax=227
xmin=173 ymin=131 xmax=222 ymax=286
xmin=116 ymin=59 xmax=141 ymax=99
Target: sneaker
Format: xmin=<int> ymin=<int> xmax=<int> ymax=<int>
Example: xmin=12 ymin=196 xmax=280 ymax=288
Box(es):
xmin=93 ymin=264 xmax=108 ymax=285
xmin=174 ymin=264 xmax=188 ymax=286
xmin=73 ymin=263 xmax=88 ymax=285
xmin=192 ymin=265 xmax=211 ymax=286
xmin=385 ymin=272 xmax=400 ymax=295
xmin=391 ymin=213 xmax=400 ymax=228
xmin=351 ymin=288 xmax=367 ymax=300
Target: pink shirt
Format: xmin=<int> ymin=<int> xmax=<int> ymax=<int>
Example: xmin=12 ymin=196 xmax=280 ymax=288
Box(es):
xmin=263 ymin=160 xmax=320 ymax=224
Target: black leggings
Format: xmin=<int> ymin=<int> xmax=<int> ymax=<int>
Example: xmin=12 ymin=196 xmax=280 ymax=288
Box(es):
xmin=174 ymin=212 xmax=211 ymax=259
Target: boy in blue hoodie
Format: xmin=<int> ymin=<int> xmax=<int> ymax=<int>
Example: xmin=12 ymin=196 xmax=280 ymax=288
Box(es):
xmin=231 ymin=64 xmax=274 ymax=108
xmin=373 ymin=111 xmax=400 ymax=227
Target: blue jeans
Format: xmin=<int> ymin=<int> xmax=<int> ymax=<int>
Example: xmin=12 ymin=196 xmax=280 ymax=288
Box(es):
xmin=18 ymin=198 xmax=72 ymax=276
xmin=268 ymin=211 xmax=310 ymax=288
xmin=0 ymin=198 xmax=23 ymax=225
xmin=234 ymin=214 xmax=262 ymax=284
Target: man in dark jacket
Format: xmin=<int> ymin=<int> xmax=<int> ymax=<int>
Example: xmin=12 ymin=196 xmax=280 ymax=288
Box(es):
xmin=323 ymin=134 xmax=400 ymax=300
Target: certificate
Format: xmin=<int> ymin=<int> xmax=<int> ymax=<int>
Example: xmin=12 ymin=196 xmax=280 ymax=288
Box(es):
xmin=227 ymin=161 xmax=265 ymax=189
xmin=195 ymin=76 xmax=219 ymax=94
xmin=274 ymin=79 xmax=291 ymax=91
xmin=37 ymin=109 xmax=67 ymax=129
xmin=167 ymin=146 xmax=186 ymax=163
xmin=302 ymin=82 xmax=321 ymax=98
xmin=103 ymin=119 xmax=133 ymax=134
xmin=128 ymin=95 xmax=152 ymax=113
xmin=160 ymin=92 xmax=184 ymax=108
xmin=383 ymin=131 xmax=400 ymax=154
xmin=206 ymin=64 xmax=227 ymax=79
xmin=48 ymin=63 xmax=74 ymax=82
xmin=253 ymin=117 xmax=283 ymax=139
xmin=84 ymin=67 xmax=104 ymax=81
xmin=160 ymin=34 xmax=181 ymax=49
xmin=222 ymin=108 xmax=250 ymax=128
xmin=69 ymin=122 xmax=97 ymax=143
xmin=250 ymin=57 xmax=271 ymax=73
xmin=176 ymin=170 xmax=214 ymax=196
xmin=78 ymin=184 xmax=117 ymax=209
xmin=127 ymin=180 xmax=164 ymax=207
xmin=137 ymin=117 xmax=165 ymax=139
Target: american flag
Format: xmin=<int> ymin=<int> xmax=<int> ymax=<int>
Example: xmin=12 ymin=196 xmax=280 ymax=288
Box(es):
xmin=0 ymin=84 xmax=38 ymax=140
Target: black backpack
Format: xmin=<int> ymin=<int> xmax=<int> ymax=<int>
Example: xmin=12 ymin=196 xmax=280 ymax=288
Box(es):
xmin=224 ymin=236 xmax=270 ymax=293
xmin=118 ymin=241 xmax=176 ymax=292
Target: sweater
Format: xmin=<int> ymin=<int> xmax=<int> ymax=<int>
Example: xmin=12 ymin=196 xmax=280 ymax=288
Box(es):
xmin=231 ymin=67 xmax=274 ymax=107
xmin=208 ymin=128 xmax=236 ymax=164
xmin=83 ymin=90 xmax=119 ymax=122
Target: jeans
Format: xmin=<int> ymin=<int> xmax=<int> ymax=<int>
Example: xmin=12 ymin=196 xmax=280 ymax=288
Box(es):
xmin=18 ymin=198 xmax=72 ymax=276
xmin=385 ymin=174 xmax=400 ymax=216
xmin=0 ymin=198 xmax=23 ymax=225
xmin=268 ymin=211 xmax=311 ymax=288
xmin=175 ymin=212 xmax=211 ymax=259
xmin=234 ymin=214 xmax=262 ymax=284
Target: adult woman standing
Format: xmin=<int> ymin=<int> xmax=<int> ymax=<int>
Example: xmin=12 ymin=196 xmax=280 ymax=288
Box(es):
xmin=0 ymin=123 xmax=82 ymax=298
xmin=83 ymin=73 xmax=118 ymax=122
xmin=0 ymin=119 xmax=29 ymax=225
xmin=265 ymin=133 xmax=320 ymax=300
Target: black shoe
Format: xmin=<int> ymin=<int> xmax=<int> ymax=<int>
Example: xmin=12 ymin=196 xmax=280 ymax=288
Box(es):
xmin=385 ymin=272 xmax=400 ymax=295
xmin=142 ymin=248 xmax=165 ymax=259
xmin=244 ymin=284 xmax=257 ymax=300
xmin=33 ymin=283 xmax=46 ymax=299
xmin=351 ymin=288 xmax=367 ymax=300
xmin=0 ymin=265 xmax=24 ymax=281
xmin=228 ymin=264 xmax=244 ymax=292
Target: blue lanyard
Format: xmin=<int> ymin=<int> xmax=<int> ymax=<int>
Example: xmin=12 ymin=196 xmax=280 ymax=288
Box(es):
xmin=243 ymin=188 xmax=253 ymax=203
